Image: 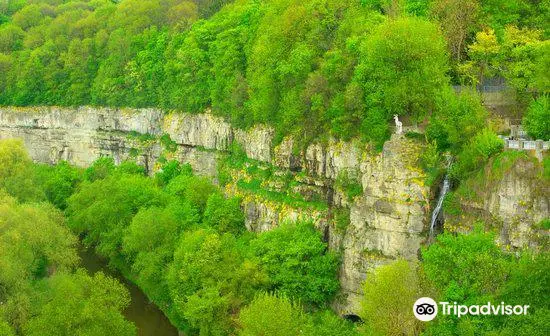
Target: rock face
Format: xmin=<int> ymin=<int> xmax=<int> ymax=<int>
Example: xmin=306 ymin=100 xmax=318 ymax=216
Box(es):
xmin=0 ymin=106 xmax=432 ymax=314
xmin=2 ymin=106 xmax=546 ymax=315
xmin=446 ymin=156 xmax=549 ymax=250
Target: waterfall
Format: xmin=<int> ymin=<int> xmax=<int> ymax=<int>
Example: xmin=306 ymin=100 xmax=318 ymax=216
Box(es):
xmin=429 ymin=175 xmax=450 ymax=237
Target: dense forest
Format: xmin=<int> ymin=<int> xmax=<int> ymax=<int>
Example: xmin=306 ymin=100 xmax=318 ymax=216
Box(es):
xmin=0 ymin=0 xmax=549 ymax=335
xmin=0 ymin=0 xmax=548 ymax=148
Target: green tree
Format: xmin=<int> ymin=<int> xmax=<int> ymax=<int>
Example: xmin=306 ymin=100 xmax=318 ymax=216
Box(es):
xmin=203 ymin=192 xmax=245 ymax=235
xmin=500 ymin=26 xmax=547 ymax=95
xmin=0 ymin=194 xmax=78 ymax=294
xmin=0 ymin=193 xmax=80 ymax=333
xmin=251 ymin=221 xmax=340 ymax=306
xmin=155 ymin=160 xmax=192 ymax=187
xmin=422 ymin=227 xmax=509 ymax=302
xmin=66 ymin=173 xmax=166 ymax=265
xmin=420 ymin=228 xmax=550 ymax=335
xmin=426 ymin=88 xmax=488 ymax=153
xmin=167 ymin=229 xmax=265 ymax=334
xmin=356 ymin=16 xmax=449 ymax=148
xmin=34 ymin=161 xmax=82 ymax=210
xmin=24 ymin=270 xmax=136 ymax=336
xmin=429 ymin=0 xmax=479 ymax=63
xmin=238 ymin=292 xmax=314 ymax=336
xmin=122 ymin=201 xmax=199 ymax=307
xmin=359 ymin=260 xmax=421 ymax=336
xmin=460 ymin=28 xmax=500 ymax=86
xmin=165 ymin=174 xmax=217 ymax=212
xmin=523 ymin=95 xmax=549 ymax=140
xmin=83 ymin=157 xmax=116 ymax=181
xmin=0 ymin=138 xmax=43 ymax=202
xmin=450 ymin=128 xmax=504 ymax=181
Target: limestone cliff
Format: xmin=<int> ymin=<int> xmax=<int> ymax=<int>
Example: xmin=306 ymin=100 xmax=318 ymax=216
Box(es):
xmin=0 ymin=106 xmax=432 ymax=314
xmin=444 ymin=152 xmax=549 ymax=251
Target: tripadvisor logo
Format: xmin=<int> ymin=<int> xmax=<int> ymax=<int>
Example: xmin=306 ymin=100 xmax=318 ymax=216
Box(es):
xmin=413 ymin=297 xmax=438 ymax=321
xmin=413 ymin=297 xmax=530 ymax=322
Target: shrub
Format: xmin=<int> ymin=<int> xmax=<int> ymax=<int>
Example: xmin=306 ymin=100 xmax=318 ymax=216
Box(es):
xmin=523 ymin=95 xmax=549 ymax=140
xmin=450 ymin=129 xmax=504 ymax=181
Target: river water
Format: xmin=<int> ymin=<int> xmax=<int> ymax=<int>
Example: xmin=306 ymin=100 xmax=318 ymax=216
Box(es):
xmin=78 ymin=246 xmax=179 ymax=336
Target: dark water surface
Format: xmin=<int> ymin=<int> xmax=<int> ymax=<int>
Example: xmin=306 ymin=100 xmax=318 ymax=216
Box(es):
xmin=78 ymin=245 xmax=179 ymax=336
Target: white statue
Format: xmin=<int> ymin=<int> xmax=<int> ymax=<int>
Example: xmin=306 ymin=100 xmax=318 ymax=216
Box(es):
xmin=393 ymin=114 xmax=403 ymax=135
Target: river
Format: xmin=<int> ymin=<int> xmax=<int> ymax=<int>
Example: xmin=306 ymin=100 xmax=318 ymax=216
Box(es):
xmin=78 ymin=245 xmax=179 ymax=336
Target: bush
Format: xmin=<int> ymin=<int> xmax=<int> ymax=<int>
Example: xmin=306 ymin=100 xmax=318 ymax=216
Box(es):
xmin=335 ymin=170 xmax=363 ymax=202
xmin=450 ymin=129 xmax=504 ymax=181
xmin=523 ymin=95 xmax=550 ymax=140
xmin=238 ymin=293 xmax=314 ymax=336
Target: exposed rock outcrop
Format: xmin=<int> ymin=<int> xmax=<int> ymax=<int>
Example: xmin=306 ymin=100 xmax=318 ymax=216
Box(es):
xmin=0 ymin=106 xmax=433 ymax=315
xmin=445 ymin=154 xmax=549 ymax=250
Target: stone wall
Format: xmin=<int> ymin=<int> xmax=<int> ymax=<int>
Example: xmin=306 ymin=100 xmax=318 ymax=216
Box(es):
xmin=0 ymin=106 xmax=432 ymax=314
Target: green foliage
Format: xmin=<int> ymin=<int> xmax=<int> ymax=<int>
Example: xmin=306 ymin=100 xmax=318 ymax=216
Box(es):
xmin=203 ymin=192 xmax=245 ymax=235
xmin=117 ymin=161 xmax=147 ymax=176
xmin=66 ymin=173 xmax=166 ymax=264
xmin=0 ymin=195 xmax=78 ymax=293
xmin=359 ymin=260 xmax=421 ymax=336
xmin=155 ymin=160 xmax=191 ymax=187
xmin=426 ymin=88 xmax=488 ymax=153
xmin=422 ymin=228 xmax=550 ymax=335
xmin=335 ymin=170 xmax=363 ymax=202
xmin=160 ymin=133 xmax=178 ymax=152
xmin=251 ymin=221 xmax=340 ymax=306
xmin=535 ymin=218 xmax=550 ymax=230
xmin=442 ymin=191 xmax=461 ymax=216
xmin=24 ymin=270 xmax=136 ymax=336
xmin=0 ymin=0 xmax=470 ymax=150
xmin=0 ymin=144 xmax=356 ymax=335
xmin=450 ymin=129 xmax=504 ymax=181
xmin=167 ymin=229 xmax=265 ymax=334
xmin=311 ymin=310 xmax=359 ymax=336
xmin=429 ymin=0 xmax=479 ymax=63
xmin=122 ymin=201 xmax=200 ymax=307
xmin=334 ymin=208 xmax=351 ymax=233
xmin=238 ymin=292 xmax=314 ymax=336
xmin=423 ymin=227 xmax=508 ymax=300
xmin=0 ymin=191 xmax=134 ymax=335
xmin=0 ymin=138 xmax=44 ymax=202
xmin=84 ymin=157 xmax=116 ymax=181
xmin=420 ymin=141 xmax=444 ymax=187
xmin=356 ymin=16 xmax=449 ymax=145
xmin=523 ymin=95 xmax=550 ymax=140
xmin=34 ymin=162 xmax=82 ymax=210
xmin=165 ymin=174 xmax=218 ymax=212
xmin=0 ymin=320 xmax=15 ymax=336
